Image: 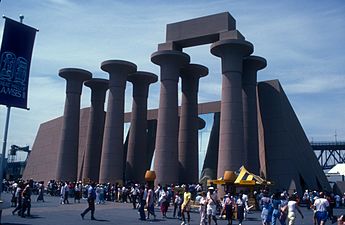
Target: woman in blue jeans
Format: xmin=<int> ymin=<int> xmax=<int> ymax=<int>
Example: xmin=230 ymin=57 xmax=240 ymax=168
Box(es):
xmin=271 ymin=193 xmax=281 ymax=225
xmin=261 ymin=191 xmax=273 ymax=225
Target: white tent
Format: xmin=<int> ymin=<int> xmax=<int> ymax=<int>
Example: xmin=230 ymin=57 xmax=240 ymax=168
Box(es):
xmin=327 ymin=164 xmax=345 ymax=176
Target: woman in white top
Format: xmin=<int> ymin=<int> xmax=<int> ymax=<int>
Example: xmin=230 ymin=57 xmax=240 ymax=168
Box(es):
xmin=199 ymin=192 xmax=207 ymax=225
xmin=287 ymin=195 xmax=303 ymax=225
xmin=236 ymin=194 xmax=245 ymax=225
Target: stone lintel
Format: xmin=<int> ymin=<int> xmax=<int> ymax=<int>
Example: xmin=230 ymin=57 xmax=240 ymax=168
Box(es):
xmin=220 ymin=30 xmax=245 ymax=41
xmin=166 ymin=12 xmax=236 ymax=48
xmin=158 ymin=42 xmax=182 ymax=51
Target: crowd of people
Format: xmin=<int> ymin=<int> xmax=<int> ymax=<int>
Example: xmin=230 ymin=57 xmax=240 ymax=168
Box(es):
xmin=254 ymin=189 xmax=345 ymax=225
xmin=3 ymin=179 xmax=345 ymax=225
xmin=5 ymin=179 xmax=36 ymax=218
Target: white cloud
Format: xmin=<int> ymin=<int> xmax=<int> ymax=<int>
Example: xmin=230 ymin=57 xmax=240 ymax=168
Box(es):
xmin=284 ymin=74 xmax=345 ymax=94
xmin=199 ymin=81 xmax=221 ymax=102
xmin=45 ymin=0 xmax=72 ymax=5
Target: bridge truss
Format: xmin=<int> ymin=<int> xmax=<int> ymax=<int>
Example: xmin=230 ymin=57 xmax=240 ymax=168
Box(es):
xmin=311 ymin=142 xmax=345 ymax=170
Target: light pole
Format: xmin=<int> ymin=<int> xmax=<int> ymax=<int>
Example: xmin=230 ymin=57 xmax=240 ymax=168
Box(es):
xmin=0 ymin=14 xmax=24 ymax=223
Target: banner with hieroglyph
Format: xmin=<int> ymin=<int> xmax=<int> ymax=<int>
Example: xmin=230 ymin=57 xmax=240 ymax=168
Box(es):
xmin=0 ymin=17 xmax=37 ymax=109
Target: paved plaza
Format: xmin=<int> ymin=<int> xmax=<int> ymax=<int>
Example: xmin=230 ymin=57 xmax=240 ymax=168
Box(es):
xmin=0 ymin=193 xmax=344 ymax=225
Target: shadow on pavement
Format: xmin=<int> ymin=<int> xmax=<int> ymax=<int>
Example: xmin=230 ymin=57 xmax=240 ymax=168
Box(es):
xmin=24 ymin=215 xmax=44 ymax=219
xmin=93 ymin=219 xmax=110 ymax=222
xmin=147 ymin=219 xmax=166 ymax=222
xmin=245 ymin=217 xmax=261 ymax=221
xmin=2 ymin=223 xmax=30 ymax=225
xmin=81 ymin=218 xmax=110 ymax=222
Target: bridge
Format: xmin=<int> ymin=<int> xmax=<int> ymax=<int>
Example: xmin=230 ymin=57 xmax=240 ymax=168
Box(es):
xmin=311 ymin=141 xmax=345 ymax=170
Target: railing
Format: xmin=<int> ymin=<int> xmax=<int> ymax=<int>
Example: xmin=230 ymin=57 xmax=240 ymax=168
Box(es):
xmin=310 ymin=141 xmax=345 ymax=146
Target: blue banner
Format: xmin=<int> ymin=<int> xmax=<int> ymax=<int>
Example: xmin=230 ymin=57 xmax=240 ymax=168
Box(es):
xmin=0 ymin=17 xmax=37 ymax=109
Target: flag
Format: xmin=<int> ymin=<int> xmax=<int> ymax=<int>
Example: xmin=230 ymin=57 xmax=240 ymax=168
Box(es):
xmin=0 ymin=17 xmax=37 ymax=109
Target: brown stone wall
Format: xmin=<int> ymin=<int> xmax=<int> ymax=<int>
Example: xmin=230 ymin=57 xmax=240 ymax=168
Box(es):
xmin=22 ymin=117 xmax=62 ymax=183
xmin=23 ymin=83 xmax=330 ymax=193
xmin=258 ymin=80 xmax=330 ymax=193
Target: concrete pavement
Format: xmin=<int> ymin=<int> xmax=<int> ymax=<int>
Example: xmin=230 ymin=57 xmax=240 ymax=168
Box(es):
xmin=0 ymin=193 xmax=344 ymax=225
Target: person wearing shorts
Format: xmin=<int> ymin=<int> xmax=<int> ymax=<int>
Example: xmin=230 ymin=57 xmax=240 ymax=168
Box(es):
xmin=313 ymin=192 xmax=329 ymax=225
xmin=181 ymin=185 xmax=191 ymax=225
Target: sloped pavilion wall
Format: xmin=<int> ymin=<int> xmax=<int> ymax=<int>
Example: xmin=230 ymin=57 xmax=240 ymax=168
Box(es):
xmin=258 ymin=80 xmax=330 ymax=193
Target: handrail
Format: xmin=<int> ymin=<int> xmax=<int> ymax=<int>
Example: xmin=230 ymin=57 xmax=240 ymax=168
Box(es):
xmin=310 ymin=141 xmax=345 ymax=146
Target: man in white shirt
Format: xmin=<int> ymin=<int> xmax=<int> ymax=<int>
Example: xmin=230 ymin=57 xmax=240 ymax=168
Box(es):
xmin=206 ymin=187 xmax=219 ymax=225
xmin=313 ymin=192 xmax=329 ymax=225
xmin=242 ymin=192 xmax=249 ymax=219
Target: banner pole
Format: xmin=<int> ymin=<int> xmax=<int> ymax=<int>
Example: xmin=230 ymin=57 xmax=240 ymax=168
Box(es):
xmin=0 ymin=16 xmax=27 ymax=223
xmin=0 ymin=106 xmax=11 ymax=195
xmin=0 ymin=15 xmax=25 ymax=197
xmin=0 ymin=106 xmax=10 ymax=224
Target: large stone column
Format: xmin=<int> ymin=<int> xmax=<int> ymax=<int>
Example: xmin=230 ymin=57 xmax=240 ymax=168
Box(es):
xmin=151 ymin=50 xmax=190 ymax=185
xmin=242 ymin=56 xmax=266 ymax=174
xmin=56 ymin=68 xmax=92 ymax=181
xmin=99 ymin=60 xmax=137 ymax=184
xmin=82 ymin=78 xmax=109 ymax=182
xmin=178 ymin=64 xmax=208 ymax=184
xmin=210 ymin=39 xmax=253 ymax=178
xmin=126 ymin=71 xmax=158 ymax=183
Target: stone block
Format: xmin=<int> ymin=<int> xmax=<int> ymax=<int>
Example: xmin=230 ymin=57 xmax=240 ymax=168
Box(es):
xmin=166 ymin=12 xmax=236 ymax=47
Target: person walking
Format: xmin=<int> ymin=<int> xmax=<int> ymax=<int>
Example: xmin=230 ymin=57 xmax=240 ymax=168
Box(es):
xmin=138 ymin=184 xmax=147 ymax=220
xmin=260 ymin=191 xmax=272 ymax=225
xmin=181 ymin=185 xmax=192 ymax=225
xmin=207 ymin=187 xmax=219 ymax=225
xmin=242 ymin=192 xmax=249 ymax=219
xmin=173 ymin=191 xmax=182 ymax=219
xmin=74 ymin=181 xmax=82 ymax=203
xmin=130 ymin=184 xmax=139 ymax=209
xmin=20 ymin=181 xmax=33 ymax=217
xmin=313 ymin=192 xmax=329 ymax=225
xmin=146 ymin=182 xmax=156 ymax=220
xmin=60 ymin=181 xmax=70 ymax=204
xmin=236 ymin=193 xmax=245 ymax=225
xmin=95 ymin=184 xmax=101 ymax=204
xmin=224 ymin=194 xmax=234 ymax=225
xmin=271 ymin=192 xmax=281 ymax=225
xmin=81 ymin=182 xmax=96 ymax=220
xmin=12 ymin=181 xmax=24 ymax=215
xmin=36 ymin=182 xmax=45 ymax=202
xmin=279 ymin=193 xmax=288 ymax=225
xmin=287 ymin=195 xmax=304 ymax=225
xmin=11 ymin=182 xmax=18 ymax=207
xmin=159 ymin=186 xmax=168 ymax=218
xmin=199 ymin=191 xmax=207 ymax=225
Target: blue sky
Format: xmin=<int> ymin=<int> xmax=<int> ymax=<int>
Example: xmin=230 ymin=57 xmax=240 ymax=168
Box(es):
xmin=0 ymin=0 xmax=344 ymax=159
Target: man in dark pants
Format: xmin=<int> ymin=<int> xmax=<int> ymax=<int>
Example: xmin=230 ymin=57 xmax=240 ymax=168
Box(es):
xmin=138 ymin=184 xmax=147 ymax=220
xmin=20 ymin=179 xmax=33 ymax=217
xmin=81 ymin=182 xmax=96 ymax=220
xmin=131 ymin=184 xmax=139 ymax=209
